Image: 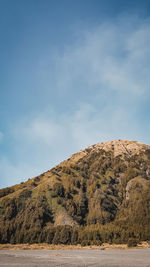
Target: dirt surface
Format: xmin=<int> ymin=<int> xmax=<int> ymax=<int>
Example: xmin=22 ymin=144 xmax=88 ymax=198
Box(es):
xmin=0 ymin=248 xmax=150 ymax=267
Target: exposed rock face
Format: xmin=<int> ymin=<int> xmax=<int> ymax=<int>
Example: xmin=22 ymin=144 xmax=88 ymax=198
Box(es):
xmin=125 ymin=176 xmax=148 ymax=200
xmin=54 ymin=210 xmax=79 ymax=227
xmin=0 ymin=139 xmax=150 ymax=244
xmin=67 ymin=140 xmax=147 ymax=162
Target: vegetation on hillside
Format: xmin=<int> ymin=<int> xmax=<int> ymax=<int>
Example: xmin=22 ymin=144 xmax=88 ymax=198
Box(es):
xmin=0 ymin=140 xmax=150 ymax=245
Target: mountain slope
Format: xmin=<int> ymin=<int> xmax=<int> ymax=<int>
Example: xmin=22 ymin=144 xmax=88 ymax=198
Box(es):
xmin=0 ymin=140 xmax=150 ymax=244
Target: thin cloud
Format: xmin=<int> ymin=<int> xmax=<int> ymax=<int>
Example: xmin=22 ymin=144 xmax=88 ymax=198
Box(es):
xmin=52 ymin=16 xmax=150 ymax=98
xmin=1 ymin=15 xmax=150 ymax=188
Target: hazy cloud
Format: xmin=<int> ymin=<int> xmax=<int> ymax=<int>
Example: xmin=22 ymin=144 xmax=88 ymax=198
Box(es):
xmin=52 ymin=16 xmax=150 ymax=99
xmin=1 ymin=15 xmax=150 ymax=187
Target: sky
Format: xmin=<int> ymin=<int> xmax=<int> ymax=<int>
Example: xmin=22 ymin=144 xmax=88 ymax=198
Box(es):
xmin=0 ymin=0 xmax=150 ymax=188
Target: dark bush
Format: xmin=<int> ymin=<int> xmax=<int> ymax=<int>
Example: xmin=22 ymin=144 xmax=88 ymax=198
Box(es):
xmin=127 ymin=238 xmax=138 ymax=247
xmin=53 ymin=183 xmax=65 ymax=197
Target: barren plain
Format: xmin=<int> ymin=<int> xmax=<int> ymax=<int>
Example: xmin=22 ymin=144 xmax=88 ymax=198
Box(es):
xmin=0 ymin=247 xmax=150 ymax=267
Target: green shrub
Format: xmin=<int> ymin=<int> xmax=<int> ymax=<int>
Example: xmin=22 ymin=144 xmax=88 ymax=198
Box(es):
xmin=81 ymin=240 xmax=90 ymax=246
xmin=127 ymin=238 xmax=138 ymax=247
xmin=53 ymin=183 xmax=65 ymax=197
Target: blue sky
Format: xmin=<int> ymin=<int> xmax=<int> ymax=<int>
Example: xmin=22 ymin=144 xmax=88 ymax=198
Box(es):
xmin=0 ymin=0 xmax=150 ymax=188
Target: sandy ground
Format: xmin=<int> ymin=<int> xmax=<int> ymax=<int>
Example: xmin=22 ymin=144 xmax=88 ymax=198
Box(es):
xmin=0 ymin=248 xmax=150 ymax=267
xmin=0 ymin=242 xmax=150 ymax=250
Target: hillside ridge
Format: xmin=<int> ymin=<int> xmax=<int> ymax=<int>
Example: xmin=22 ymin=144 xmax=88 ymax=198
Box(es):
xmin=62 ymin=139 xmax=148 ymax=166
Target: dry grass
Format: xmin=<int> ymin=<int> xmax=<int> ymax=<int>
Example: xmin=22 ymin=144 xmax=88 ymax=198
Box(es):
xmin=0 ymin=242 xmax=149 ymax=250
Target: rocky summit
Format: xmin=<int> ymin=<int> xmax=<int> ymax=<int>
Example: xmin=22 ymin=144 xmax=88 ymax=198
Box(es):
xmin=0 ymin=140 xmax=150 ymax=245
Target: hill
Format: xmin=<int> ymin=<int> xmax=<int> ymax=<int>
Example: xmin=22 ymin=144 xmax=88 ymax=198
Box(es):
xmin=0 ymin=140 xmax=150 ymax=245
